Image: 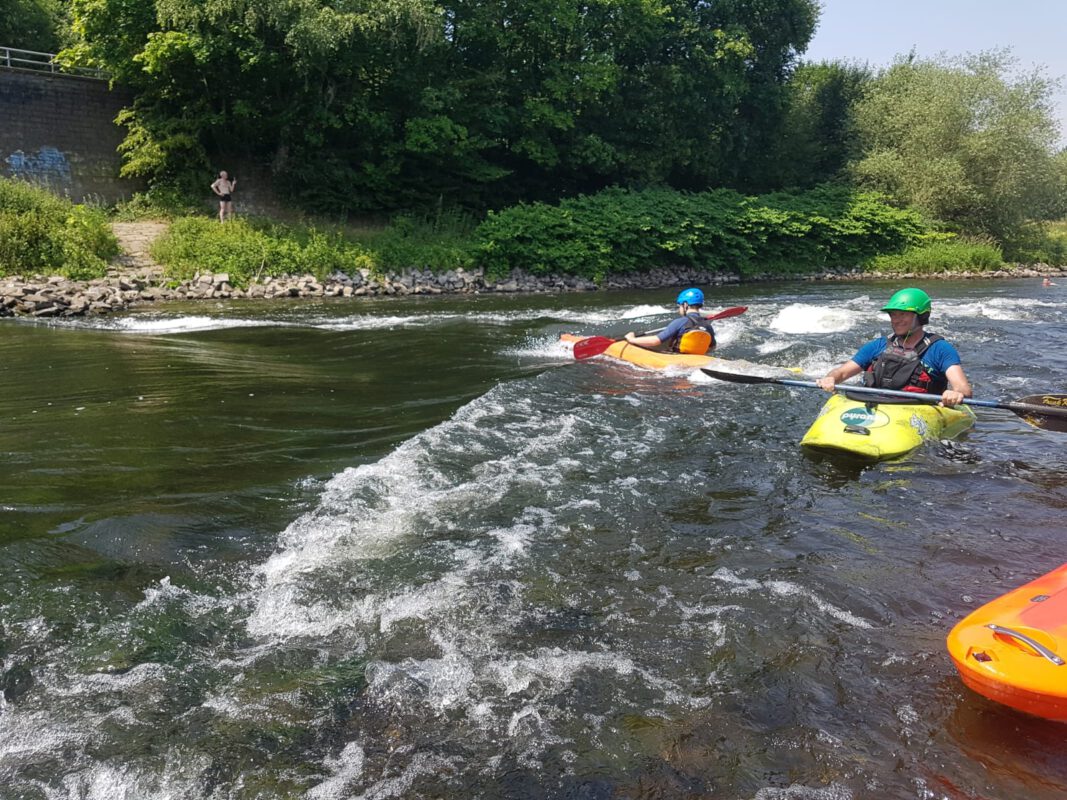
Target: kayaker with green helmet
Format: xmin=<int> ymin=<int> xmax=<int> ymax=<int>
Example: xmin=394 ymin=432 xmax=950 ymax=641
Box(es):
xmin=623 ymin=288 xmax=718 ymax=355
xmin=815 ymin=288 xmax=973 ymax=407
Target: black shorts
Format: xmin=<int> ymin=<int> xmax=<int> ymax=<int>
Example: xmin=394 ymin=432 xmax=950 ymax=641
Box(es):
xmin=219 ymin=194 xmax=232 ymax=202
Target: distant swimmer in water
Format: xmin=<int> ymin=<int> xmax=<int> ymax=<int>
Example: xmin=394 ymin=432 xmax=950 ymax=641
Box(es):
xmin=1043 ymin=277 xmax=1057 ymax=287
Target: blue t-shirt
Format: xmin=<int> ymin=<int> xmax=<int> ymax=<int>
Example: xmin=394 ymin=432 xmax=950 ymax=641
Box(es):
xmin=657 ymin=313 xmax=709 ymax=344
xmin=852 ymin=336 xmax=961 ymax=378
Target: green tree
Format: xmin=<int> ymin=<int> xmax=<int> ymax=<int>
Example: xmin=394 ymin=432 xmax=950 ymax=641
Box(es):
xmin=0 ymin=0 xmax=66 ymax=52
xmin=61 ymin=0 xmax=819 ymax=212
xmin=764 ymin=60 xmax=870 ymax=189
xmin=849 ymin=50 xmax=1065 ymax=245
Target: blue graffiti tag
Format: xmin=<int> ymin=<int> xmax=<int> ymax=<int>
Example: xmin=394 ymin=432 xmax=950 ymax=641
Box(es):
xmin=5 ymin=146 xmax=72 ymax=184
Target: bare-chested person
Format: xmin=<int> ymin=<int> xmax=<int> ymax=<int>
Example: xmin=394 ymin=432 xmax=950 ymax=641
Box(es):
xmin=210 ymin=171 xmax=236 ymax=222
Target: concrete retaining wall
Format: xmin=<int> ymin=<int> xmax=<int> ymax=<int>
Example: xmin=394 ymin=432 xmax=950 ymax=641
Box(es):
xmin=0 ymin=68 xmax=140 ymax=202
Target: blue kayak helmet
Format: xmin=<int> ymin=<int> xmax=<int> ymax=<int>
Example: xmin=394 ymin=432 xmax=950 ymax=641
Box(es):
xmin=676 ymin=287 xmax=704 ymax=307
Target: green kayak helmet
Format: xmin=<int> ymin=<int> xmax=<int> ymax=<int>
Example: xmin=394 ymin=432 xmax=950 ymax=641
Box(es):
xmin=882 ymin=287 xmax=931 ymax=324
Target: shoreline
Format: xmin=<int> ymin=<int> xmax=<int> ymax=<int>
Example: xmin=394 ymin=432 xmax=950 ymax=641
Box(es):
xmin=1 ymin=263 xmax=1065 ymax=319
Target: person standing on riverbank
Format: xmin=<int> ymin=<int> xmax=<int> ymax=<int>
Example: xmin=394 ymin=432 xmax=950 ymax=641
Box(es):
xmin=210 ymin=171 xmax=237 ymax=222
xmin=815 ymin=288 xmax=972 ymax=407
xmin=623 ymin=288 xmax=717 ymax=354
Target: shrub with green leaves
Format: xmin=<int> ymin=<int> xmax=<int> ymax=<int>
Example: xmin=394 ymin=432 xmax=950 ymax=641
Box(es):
xmin=1000 ymin=222 xmax=1067 ymax=266
xmin=865 ymin=237 xmax=1003 ymax=274
xmin=0 ymin=178 xmax=119 ymax=279
xmin=473 ymin=186 xmax=928 ymax=280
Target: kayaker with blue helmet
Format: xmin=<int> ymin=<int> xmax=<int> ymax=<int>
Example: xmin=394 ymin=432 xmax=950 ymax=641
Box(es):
xmin=815 ymin=288 xmax=973 ymax=407
xmin=623 ymin=288 xmax=718 ymax=355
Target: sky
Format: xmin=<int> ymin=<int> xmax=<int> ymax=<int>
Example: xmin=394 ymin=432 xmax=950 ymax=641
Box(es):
xmin=803 ymin=0 xmax=1067 ymax=145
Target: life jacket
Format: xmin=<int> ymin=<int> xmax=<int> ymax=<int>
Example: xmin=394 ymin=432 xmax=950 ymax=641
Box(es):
xmin=670 ymin=312 xmax=716 ymax=355
xmin=862 ymin=332 xmax=947 ymax=394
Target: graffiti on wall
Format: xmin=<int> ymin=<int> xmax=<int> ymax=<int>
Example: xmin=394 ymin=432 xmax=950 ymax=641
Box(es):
xmin=4 ymin=146 xmax=72 ymax=186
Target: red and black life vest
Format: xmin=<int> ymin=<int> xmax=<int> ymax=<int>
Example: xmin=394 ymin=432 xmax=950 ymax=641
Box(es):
xmin=669 ymin=313 xmax=717 ymax=355
xmin=862 ymin=333 xmax=947 ymax=394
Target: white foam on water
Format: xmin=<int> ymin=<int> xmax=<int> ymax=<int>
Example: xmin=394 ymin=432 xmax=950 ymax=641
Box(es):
xmin=712 ymin=568 xmax=872 ymax=629
xmin=246 ymin=389 xmax=581 ymax=641
xmin=306 ymin=742 xmax=366 ymax=800
xmin=504 ymin=335 xmax=576 ymax=359
xmin=769 ymin=303 xmax=866 ymax=334
xmin=347 ymin=752 xmax=459 ymax=800
xmin=0 ymin=710 xmax=209 ymax=799
xmin=757 ymin=338 xmax=797 ymax=355
xmin=689 ymin=359 xmax=808 ymax=385
xmin=0 ymin=711 xmax=91 ymax=766
xmin=311 ymin=313 xmax=436 ymax=330
xmin=751 ymin=784 xmax=852 ymax=800
xmin=940 ymin=296 xmax=1062 ymax=321
xmin=59 ymin=663 xmax=173 ymax=696
xmin=46 ymin=754 xmax=211 ymax=800
xmin=108 ymin=315 xmax=286 ymax=334
xmin=488 ymin=648 xmax=636 ymax=697
xmin=314 ymin=305 xmax=678 ymax=331
xmin=619 ymin=303 xmax=672 ymax=319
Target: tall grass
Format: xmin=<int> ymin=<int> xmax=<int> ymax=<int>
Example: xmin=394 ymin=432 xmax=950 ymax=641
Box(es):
xmin=0 ymin=178 xmax=119 ymax=279
xmin=864 ymin=237 xmax=1003 ymax=274
xmin=150 ymin=211 xmax=477 ymax=285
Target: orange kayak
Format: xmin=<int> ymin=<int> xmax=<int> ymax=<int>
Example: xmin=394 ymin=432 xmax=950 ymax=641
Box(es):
xmin=947 ymin=562 xmax=1067 ymax=721
xmin=560 ymin=334 xmax=720 ymax=370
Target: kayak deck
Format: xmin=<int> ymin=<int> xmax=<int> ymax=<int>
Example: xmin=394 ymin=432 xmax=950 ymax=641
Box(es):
xmin=800 ymin=392 xmax=975 ymax=461
xmin=947 ymin=562 xmax=1067 ymax=721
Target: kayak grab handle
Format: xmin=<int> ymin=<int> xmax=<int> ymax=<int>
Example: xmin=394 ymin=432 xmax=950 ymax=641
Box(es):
xmin=987 ymin=624 xmax=1065 ymax=665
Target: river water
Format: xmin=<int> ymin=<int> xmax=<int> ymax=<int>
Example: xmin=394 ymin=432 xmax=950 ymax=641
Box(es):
xmin=1 ymin=280 xmax=1065 ymax=800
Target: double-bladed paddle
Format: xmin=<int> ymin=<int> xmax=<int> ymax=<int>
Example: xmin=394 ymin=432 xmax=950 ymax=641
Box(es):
xmin=699 ymin=368 xmax=1067 ymax=433
xmin=572 ymin=306 xmax=748 ymax=361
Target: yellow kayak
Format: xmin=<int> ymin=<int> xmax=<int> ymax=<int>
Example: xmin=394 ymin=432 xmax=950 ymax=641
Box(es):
xmin=800 ymin=392 xmax=976 ymax=461
xmin=560 ymin=334 xmax=720 ymax=370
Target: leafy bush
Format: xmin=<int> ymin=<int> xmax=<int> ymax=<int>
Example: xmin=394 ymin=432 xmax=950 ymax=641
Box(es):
xmin=112 ymin=188 xmax=204 ymax=221
xmin=865 ymin=237 xmax=1003 ymax=273
xmin=152 ymin=213 xmax=476 ymax=284
xmin=151 ymin=218 xmax=384 ymax=284
xmin=473 ymin=185 xmax=927 ymax=280
xmin=1000 ymin=221 xmax=1067 ymax=266
xmin=0 ymin=178 xmax=119 ymax=278
xmin=367 ymin=212 xmax=476 ymax=272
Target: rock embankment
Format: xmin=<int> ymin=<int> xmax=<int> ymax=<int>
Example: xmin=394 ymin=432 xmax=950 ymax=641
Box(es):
xmin=0 ymin=265 xmax=740 ymax=317
xmin=2 ymin=263 xmax=1066 ymax=318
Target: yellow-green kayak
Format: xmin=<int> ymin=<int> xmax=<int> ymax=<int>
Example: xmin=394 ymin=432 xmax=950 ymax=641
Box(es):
xmin=800 ymin=392 xmax=976 ymax=461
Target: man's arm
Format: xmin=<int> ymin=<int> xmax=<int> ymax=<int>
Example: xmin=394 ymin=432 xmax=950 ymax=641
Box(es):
xmin=624 ymin=332 xmax=663 ymax=348
xmin=941 ymin=364 xmax=972 ymax=407
xmin=816 ymin=360 xmax=862 ymax=391
xmin=625 ymin=318 xmax=680 ymax=348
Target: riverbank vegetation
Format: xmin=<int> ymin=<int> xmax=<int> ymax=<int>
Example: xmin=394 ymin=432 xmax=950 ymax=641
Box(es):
xmin=150 ymin=213 xmax=477 ymax=285
xmin=0 ymin=179 xmax=118 ymax=279
xmin=4 ymin=1 xmax=1067 ymax=279
xmin=147 ymin=185 xmax=1000 ymax=286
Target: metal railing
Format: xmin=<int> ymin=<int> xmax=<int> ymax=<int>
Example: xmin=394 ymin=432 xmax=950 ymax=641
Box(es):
xmin=1 ymin=46 xmax=109 ymax=80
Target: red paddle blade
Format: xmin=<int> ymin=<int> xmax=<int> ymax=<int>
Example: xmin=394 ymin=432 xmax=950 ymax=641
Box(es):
xmin=705 ymin=305 xmax=747 ymax=321
xmin=572 ymin=336 xmax=618 ymax=360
